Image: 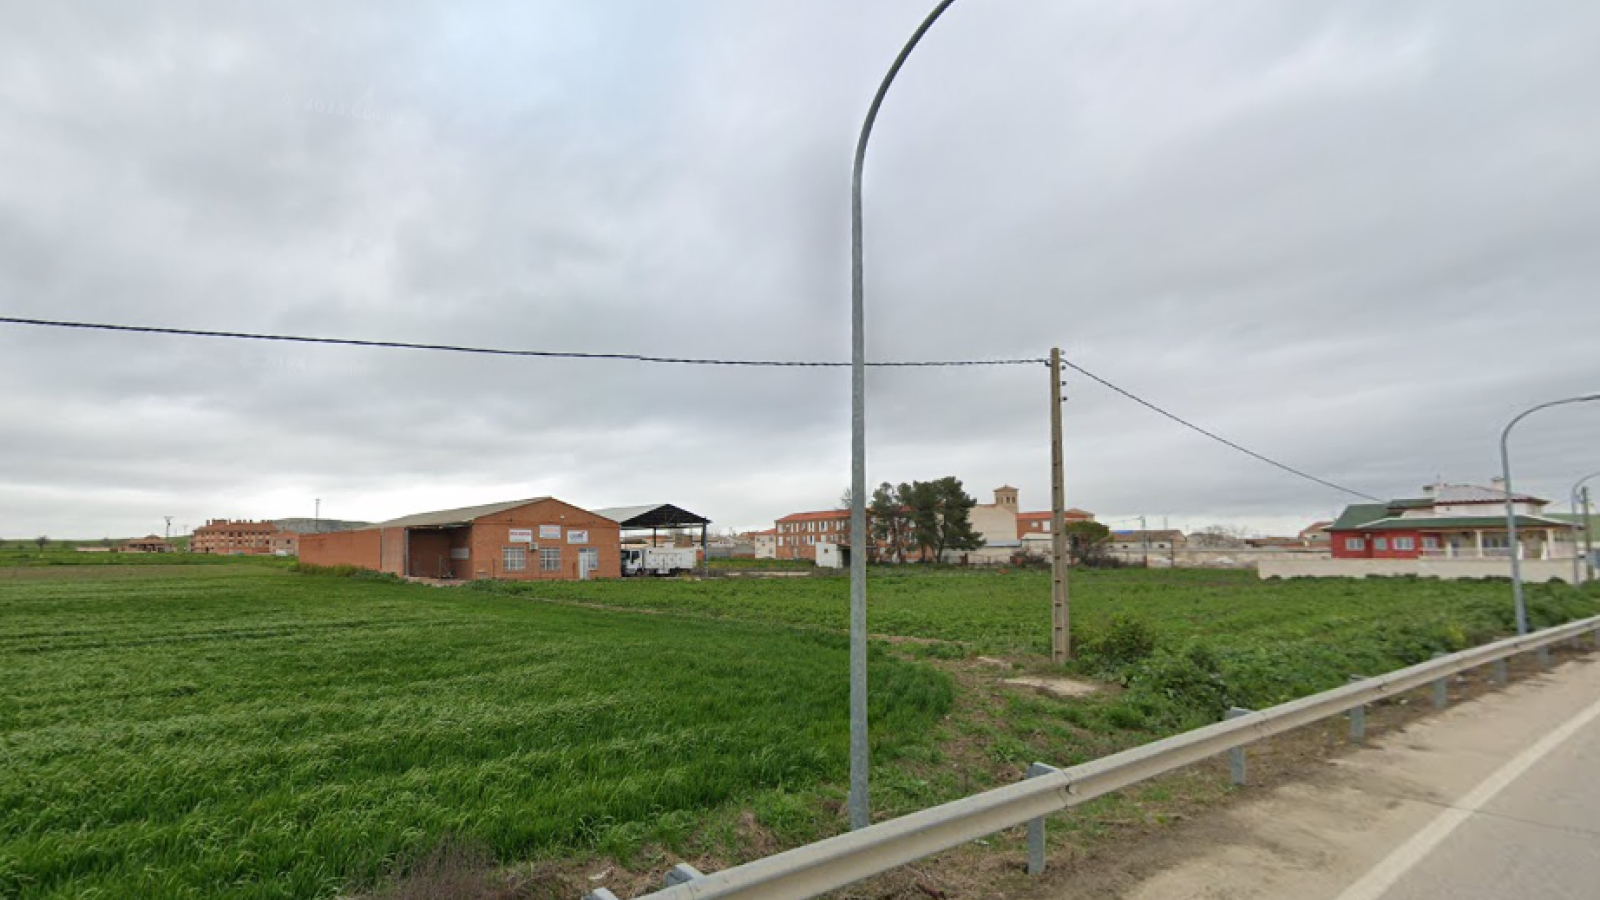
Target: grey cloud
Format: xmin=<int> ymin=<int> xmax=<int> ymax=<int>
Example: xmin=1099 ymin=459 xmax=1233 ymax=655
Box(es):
xmin=2 ymin=0 xmax=1598 ymax=540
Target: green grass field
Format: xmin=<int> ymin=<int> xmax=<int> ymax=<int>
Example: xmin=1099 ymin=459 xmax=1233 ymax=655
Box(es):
xmin=2 ymin=563 xmax=1596 ymax=899
xmin=0 ymin=565 xmax=948 ymax=899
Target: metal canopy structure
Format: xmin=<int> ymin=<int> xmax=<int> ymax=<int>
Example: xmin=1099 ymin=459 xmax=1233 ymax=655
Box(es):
xmin=592 ymin=504 xmax=710 ymax=530
xmin=593 ymin=504 xmax=713 ymax=575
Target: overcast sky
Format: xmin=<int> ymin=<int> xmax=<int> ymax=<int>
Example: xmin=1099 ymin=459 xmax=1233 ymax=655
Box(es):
xmin=2 ymin=0 xmax=1598 ymax=540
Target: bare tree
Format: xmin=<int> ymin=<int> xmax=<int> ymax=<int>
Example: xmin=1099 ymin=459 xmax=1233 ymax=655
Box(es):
xmin=35 ymin=535 xmax=49 ymax=551
xmin=1189 ymin=524 xmax=1250 ymax=548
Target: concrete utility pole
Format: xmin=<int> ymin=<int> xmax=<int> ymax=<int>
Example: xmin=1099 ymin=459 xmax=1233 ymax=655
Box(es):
xmin=1139 ymin=514 xmax=1150 ymax=568
xmin=848 ymin=0 xmax=961 ymax=830
xmin=1050 ymin=347 xmax=1070 ymax=663
xmin=164 ymin=516 xmax=172 ymax=539
xmin=1571 ymin=473 xmax=1600 ymax=585
xmin=1500 ymin=393 xmax=1600 ymax=634
xmin=1584 ymin=486 xmax=1596 ymax=584
xmin=314 ymin=498 xmax=321 ymax=534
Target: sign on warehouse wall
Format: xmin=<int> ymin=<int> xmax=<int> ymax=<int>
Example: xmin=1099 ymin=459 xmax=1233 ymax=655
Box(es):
xmin=539 ymin=525 xmax=562 ymax=540
xmin=567 ymin=530 xmax=588 ymax=544
xmin=508 ymin=529 xmax=533 ymax=543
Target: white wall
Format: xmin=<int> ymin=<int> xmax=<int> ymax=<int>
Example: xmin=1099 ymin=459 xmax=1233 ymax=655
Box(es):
xmin=1258 ymin=557 xmax=1578 ymax=583
xmin=815 ymin=542 xmax=841 ymax=569
xmin=968 ymin=504 xmax=1018 ymax=548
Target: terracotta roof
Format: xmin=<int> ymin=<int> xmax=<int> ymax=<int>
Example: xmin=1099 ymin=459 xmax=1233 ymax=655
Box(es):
xmin=1017 ymin=509 xmax=1094 ymax=520
xmin=776 ymin=509 xmax=851 ymax=523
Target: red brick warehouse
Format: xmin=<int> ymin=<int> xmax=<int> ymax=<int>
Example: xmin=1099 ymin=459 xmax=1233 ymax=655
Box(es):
xmin=299 ymin=497 xmax=621 ymax=581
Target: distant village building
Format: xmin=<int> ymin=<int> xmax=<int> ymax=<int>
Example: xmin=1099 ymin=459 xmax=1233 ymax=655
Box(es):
xmin=774 ymin=510 xmax=850 ymax=561
xmin=118 ymin=535 xmax=174 ymax=553
xmin=1328 ymin=480 xmax=1577 ymax=561
xmin=1243 ymin=536 xmax=1303 ymax=549
xmin=190 ymin=520 xmax=298 ymax=556
xmin=1261 ymin=480 xmax=1581 ymax=582
xmin=773 ymin=486 xmax=1095 ymax=564
xmin=1105 ymin=530 xmax=1187 ymax=563
xmin=751 ymin=529 xmax=778 ymax=560
xmin=1299 ymin=521 xmax=1333 ymax=548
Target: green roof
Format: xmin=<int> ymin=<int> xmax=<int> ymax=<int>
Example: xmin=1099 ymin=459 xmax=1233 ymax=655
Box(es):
xmin=1388 ymin=498 xmax=1434 ymax=509
xmin=1329 ymin=504 xmax=1389 ymax=531
xmin=1350 ymin=515 xmax=1572 ymax=532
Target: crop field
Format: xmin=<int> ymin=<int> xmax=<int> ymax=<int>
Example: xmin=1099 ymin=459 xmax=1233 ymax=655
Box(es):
xmin=485 ymin=568 xmax=1600 ymax=719
xmin=2 ymin=562 xmax=1596 ymax=900
xmin=0 ymin=565 xmax=949 ymax=899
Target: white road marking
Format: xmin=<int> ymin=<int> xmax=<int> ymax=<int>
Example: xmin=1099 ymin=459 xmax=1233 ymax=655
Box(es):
xmin=1333 ymin=692 xmax=1600 ymax=900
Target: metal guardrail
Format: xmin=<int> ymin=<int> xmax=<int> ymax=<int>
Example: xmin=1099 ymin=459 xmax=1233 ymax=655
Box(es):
xmin=587 ymin=614 xmax=1600 ymax=900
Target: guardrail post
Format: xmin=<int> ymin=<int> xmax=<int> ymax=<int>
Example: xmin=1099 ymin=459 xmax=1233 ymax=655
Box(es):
xmin=1348 ymin=675 xmax=1367 ymax=743
xmin=1225 ymin=707 xmax=1252 ymax=785
xmin=663 ymin=863 xmax=705 ymax=888
xmin=1431 ymin=654 xmax=1449 ymax=710
xmin=1492 ymin=658 xmax=1508 ymax=686
xmin=583 ymin=890 xmax=620 ymax=900
xmin=1026 ymin=762 xmax=1059 ymax=875
xmin=1537 ymin=645 xmax=1551 ymax=670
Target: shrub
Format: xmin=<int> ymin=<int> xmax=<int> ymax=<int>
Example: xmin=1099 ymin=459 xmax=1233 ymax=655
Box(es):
xmin=1089 ymin=614 xmax=1159 ymax=670
xmin=1124 ymin=645 xmax=1234 ymax=726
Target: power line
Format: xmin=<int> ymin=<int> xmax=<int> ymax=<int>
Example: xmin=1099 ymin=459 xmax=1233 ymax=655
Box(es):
xmin=1057 ymin=357 xmax=1383 ymax=502
xmin=0 ymin=316 xmax=1044 ymax=368
xmin=0 ymin=314 xmax=1378 ymax=500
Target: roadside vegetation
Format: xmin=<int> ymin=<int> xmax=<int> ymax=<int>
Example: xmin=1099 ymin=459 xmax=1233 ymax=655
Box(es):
xmin=3 ymin=562 xmax=1596 ymax=899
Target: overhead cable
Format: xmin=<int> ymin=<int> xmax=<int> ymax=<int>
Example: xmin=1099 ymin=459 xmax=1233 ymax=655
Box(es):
xmin=0 ymin=316 xmax=1044 ymax=368
xmin=0 ymin=314 xmax=1380 ymax=500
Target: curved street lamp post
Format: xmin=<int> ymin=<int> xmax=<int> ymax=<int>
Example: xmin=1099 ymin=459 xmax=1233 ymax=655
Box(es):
xmin=849 ymin=0 xmax=961 ymax=829
xmin=1499 ymin=393 xmax=1600 ymax=634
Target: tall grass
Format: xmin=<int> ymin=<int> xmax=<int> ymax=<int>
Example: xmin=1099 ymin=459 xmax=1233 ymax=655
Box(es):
xmin=0 ymin=566 xmax=949 ymax=899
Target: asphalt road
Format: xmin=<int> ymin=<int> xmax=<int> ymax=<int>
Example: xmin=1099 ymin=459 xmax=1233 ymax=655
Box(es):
xmin=1075 ymin=653 xmax=1600 ymax=900
xmin=1346 ymin=692 xmax=1600 ymax=900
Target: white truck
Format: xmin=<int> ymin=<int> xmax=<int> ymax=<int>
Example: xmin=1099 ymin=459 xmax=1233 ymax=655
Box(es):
xmin=621 ymin=546 xmax=698 ymax=577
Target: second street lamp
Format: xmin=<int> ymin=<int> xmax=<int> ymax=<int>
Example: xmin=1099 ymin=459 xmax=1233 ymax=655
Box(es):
xmin=1499 ymin=393 xmax=1600 ymax=634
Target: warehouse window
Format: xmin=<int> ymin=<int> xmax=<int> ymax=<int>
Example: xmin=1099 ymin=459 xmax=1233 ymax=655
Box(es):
xmin=502 ymin=547 xmax=526 ymax=572
xmin=1393 ymin=537 xmax=1415 ymax=551
xmin=1346 ymin=538 xmax=1365 ymax=551
xmin=540 ymin=548 xmax=561 ymax=572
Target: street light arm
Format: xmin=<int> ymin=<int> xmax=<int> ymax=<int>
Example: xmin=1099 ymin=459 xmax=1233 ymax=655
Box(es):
xmin=852 ymin=0 xmax=961 ymax=180
xmin=1499 ymin=393 xmax=1600 ymax=456
xmin=849 ymin=0 xmax=961 ymax=832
